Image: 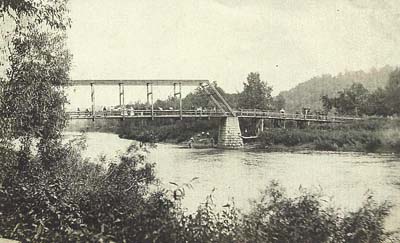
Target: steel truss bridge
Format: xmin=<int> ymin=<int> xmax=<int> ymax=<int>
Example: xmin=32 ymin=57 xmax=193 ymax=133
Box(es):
xmin=67 ymin=79 xmax=359 ymax=123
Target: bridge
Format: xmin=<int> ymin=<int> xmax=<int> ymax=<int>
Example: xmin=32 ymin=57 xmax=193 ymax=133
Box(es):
xmin=67 ymin=109 xmax=354 ymax=123
xmin=67 ymin=79 xmax=359 ymax=148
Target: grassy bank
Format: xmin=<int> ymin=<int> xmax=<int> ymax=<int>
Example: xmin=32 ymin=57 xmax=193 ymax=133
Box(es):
xmin=117 ymin=118 xmax=220 ymax=143
xmin=65 ymin=118 xmax=220 ymax=144
xmin=257 ymin=118 xmax=400 ymax=153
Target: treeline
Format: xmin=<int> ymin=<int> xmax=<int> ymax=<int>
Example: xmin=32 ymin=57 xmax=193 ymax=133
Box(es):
xmin=321 ymin=68 xmax=400 ymax=116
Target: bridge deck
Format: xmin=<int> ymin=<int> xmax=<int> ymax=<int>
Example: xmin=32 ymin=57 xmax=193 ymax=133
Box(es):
xmin=67 ymin=110 xmax=359 ymax=123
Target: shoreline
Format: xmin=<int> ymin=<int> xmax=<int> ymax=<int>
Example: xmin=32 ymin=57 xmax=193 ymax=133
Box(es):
xmin=65 ymin=130 xmax=398 ymax=156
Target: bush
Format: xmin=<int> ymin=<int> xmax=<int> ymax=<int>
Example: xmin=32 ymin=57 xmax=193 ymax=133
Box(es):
xmin=238 ymin=182 xmax=395 ymax=243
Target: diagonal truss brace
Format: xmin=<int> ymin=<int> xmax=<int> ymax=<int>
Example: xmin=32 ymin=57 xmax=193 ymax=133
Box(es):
xmin=200 ymin=84 xmax=226 ymax=113
xmin=201 ymin=83 xmax=236 ymax=116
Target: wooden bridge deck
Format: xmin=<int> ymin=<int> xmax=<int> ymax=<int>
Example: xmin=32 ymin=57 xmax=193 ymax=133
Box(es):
xmin=67 ymin=110 xmax=360 ymax=123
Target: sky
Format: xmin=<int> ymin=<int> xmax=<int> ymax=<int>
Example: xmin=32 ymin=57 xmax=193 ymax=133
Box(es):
xmin=66 ymin=0 xmax=400 ymax=109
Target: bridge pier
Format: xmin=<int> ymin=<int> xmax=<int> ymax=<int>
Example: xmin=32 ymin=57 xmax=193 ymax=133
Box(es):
xmin=217 ymin=117 xmax=243 ymax=149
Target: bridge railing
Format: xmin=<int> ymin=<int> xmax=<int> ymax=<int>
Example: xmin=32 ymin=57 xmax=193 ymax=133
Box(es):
xmin=66 ymin=109 xmax=230 ymax=118
xmin=66 ymin=109 xmax=362 ymax=122
xmin=234 ymin=109 xmax=361 ymax=121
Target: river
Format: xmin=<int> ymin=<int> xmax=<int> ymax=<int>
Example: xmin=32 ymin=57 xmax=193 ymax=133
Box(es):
xmin=64 ymin=132 xmax=400 ymax=230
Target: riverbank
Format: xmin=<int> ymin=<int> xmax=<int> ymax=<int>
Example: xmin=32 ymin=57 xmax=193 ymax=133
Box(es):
xmin=256 ymin=118 xmax=400 ymax=154
xmin=65 ymin=117 xmax=400 ymax=154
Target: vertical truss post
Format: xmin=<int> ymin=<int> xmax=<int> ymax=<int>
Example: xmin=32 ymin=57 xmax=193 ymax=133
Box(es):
xmin=174 ymin=83 xmax=182 ymax=119
xmin=179 ymin=83 xmax=182 ymax=120
xmin=173 ymin=83 xmax=177 ymax=109
xmin=147 ymin=83 xmax=154 ymax=120
xmin=119 ymin=83 xmax=125 ymax=120
xmin=119 ymin=83 xmax=122 ymax=107
xmin=90 ymin=83 xmax=95 ymax=121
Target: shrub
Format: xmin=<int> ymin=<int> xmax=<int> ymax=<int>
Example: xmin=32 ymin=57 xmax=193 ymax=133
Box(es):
xmin=238 ymin=182 xmax=395 ymax=243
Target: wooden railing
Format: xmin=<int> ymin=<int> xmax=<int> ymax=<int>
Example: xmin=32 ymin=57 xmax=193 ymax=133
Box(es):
xmin=66 ymin=109 xmax=361 ymax=122
xmin=67 ymin=109 xmax=229 ymax=119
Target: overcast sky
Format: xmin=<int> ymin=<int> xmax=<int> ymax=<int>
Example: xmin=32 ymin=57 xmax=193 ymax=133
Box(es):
xmin=66 ymin=0 xmax=400 ymax=108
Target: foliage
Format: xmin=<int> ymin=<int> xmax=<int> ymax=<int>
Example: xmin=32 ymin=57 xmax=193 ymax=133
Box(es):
xmin=321 ymin=68 xmax=400 ymax=117
xmin=384 ymin=68 xmax=400 ymax=115
xmin=257 ymin=125 xmax=397 ymax=153
xmin=118 ymin=118 xmax=220 ymax=143
xmin=0 ymin=138 xmax=397 ymax=242
xmin=182 ymin=81 xmax=239 ymax=110
xmin=2 ymin=29 xmax=71 ymax=141
xmin=271 ymin=93 xmax=286 ymax=110
xmin=0 ymin=0 xmax=71 ymax=170
xmin=238 ymin=72 xmax=273 ymax=110
xmin=280 ymin=66 xmax=394 ymax=112
xmin=239 ymin=181 xmax=394 ymax=243
xmin=322 ymin=83 xmax=370 ymax=116
xmin=0 ymin=0 xmax=70 ymax=30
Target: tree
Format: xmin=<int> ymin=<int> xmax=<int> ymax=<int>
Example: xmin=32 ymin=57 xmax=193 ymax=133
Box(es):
xmin=321 ymin=95 xmax=333 ymax=112
xmin=272 ymin=94 xmax=286 ymax=111
xmin=0 ymin=0 xmax=71 ymax=169
xmin=0 ymin=0 xmax=70 ymax=30
xmin=365 ymin=88 xmax=388 ymax=116
xmin=321 ymin=83 xmax=369 ymax=116
xmin=238 ymin=72 xmax=273 ymax=110
xmin=384 ymin=68 xmax=400 ymax=115
xmin=182 ymin=81 xmax=236 ymax=110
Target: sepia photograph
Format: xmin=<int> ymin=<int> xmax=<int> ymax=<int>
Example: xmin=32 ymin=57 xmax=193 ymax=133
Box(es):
xmin=1 ymin=0 xmax=400 ymax=242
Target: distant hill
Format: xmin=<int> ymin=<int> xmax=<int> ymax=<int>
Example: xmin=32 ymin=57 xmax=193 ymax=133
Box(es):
xmin=279 ymin=65 xmax=394 ymax=112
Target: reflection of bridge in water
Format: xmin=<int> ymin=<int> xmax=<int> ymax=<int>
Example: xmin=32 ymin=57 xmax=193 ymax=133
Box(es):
xmin=68 ymin=79 xmax=360 ymax=148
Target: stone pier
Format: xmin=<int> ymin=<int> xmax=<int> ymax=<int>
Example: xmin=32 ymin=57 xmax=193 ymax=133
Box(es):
xmin=217 ymin=117 xmax=243 ymax=149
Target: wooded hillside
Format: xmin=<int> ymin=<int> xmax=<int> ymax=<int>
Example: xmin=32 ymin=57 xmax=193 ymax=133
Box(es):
xmin=279 ymin=66 xmax=394 ymax=112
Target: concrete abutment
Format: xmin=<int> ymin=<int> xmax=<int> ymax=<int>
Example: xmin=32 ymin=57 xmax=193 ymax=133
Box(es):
xmin=217 ymin=117 xmax=243 ymax=149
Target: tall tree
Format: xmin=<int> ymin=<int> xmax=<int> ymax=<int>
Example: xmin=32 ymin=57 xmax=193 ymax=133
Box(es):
xmin=0 ymin=0 xmax=71 ymax=169
xmin=238 ymin=72 xmax=273 ymax=110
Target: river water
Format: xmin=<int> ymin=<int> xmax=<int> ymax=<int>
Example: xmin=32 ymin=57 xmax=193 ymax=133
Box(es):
xmin=64 ymin=132 xmax=400 ymax=230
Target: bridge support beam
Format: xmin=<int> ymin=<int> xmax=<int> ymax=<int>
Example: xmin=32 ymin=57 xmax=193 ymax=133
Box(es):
xmin=217 ymin=117 xmax=243 ymax=149
xmin=256 ymin=118 xmax=264 ymax=135
xmin=147 ymin=83 xmax=154 ymax=120
xmin=119 ymin=83 xmax=125 ymax=120
xmin=90 ymin=83 xmax=95 ymax=120
xmin=174 ymin=83 xmax=182 ymax=120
